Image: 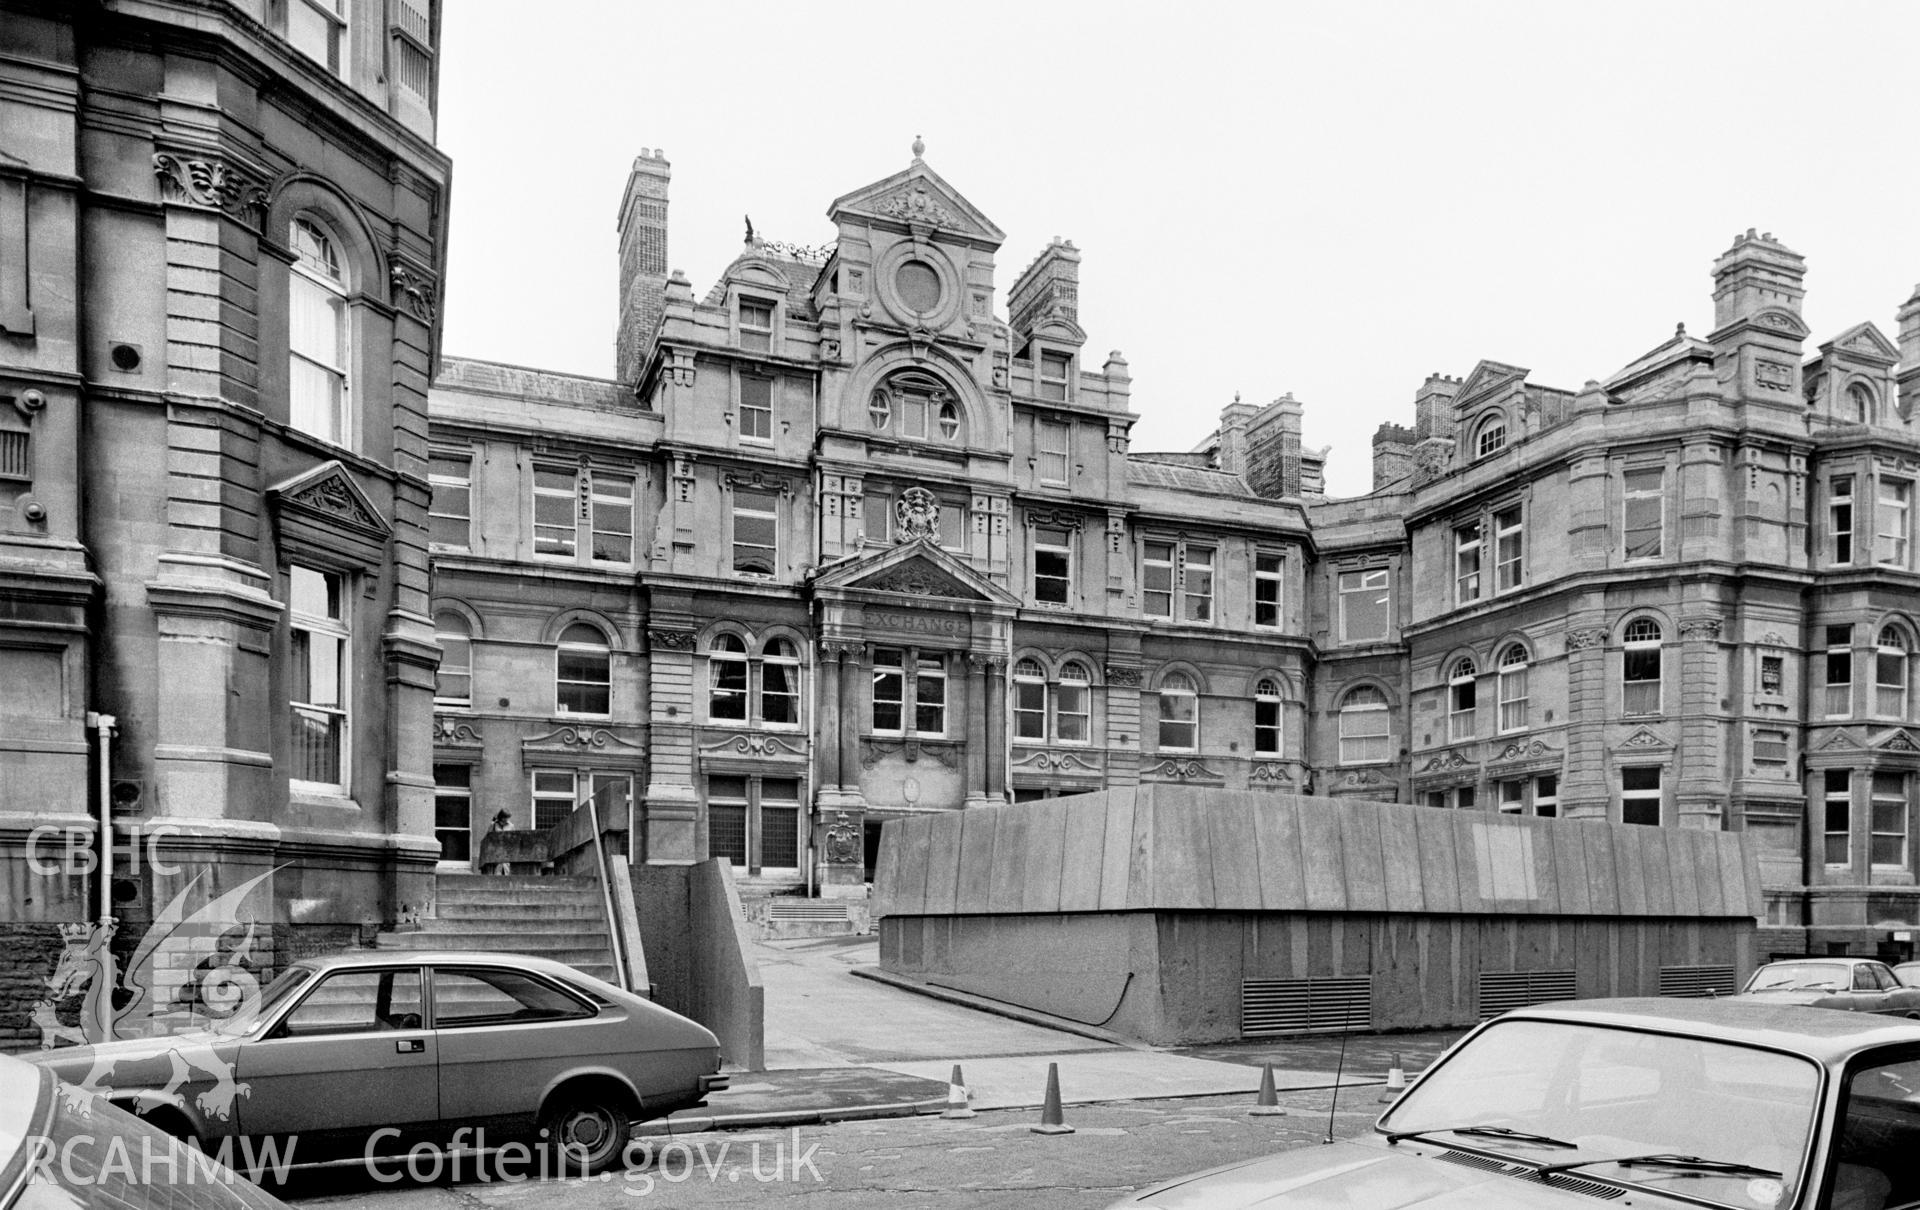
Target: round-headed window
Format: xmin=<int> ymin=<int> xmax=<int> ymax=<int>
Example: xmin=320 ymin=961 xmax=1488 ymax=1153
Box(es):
xmin=896 ymin=260 xmax=942 ymax=312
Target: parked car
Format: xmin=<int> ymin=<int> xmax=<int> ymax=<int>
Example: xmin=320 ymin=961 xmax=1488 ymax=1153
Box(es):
xmin=1107 ymin=998 xmax=1920 ymax=1209
xmin=27 ymin=952 xmax=727 ymax=1176
xmin=1894 ymin=961 xmax=1920 ymax=989
xmin=1729 ymin=957 xmax=1920 ymax=1016
xmin=1 ymin=1049 xmax=292 ymax=1209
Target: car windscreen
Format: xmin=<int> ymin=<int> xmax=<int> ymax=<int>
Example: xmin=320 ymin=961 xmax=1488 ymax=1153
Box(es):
xmin=1746 ymin=962 xmax=1849 ymax=992
xmin=1378 ymin=1018 xmax=1821 ymax=1208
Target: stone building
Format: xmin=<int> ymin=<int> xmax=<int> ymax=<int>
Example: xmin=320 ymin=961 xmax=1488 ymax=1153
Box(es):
xmin=429 ymin=146 xmax=1320 ymax=905
xmin=430 ymin=145 xmax=1920 ymax=961
xmin=1316 ymin=230 xmax=1920 ymax=960
xmin=1 ymin=0 xmax=450 ymax=1044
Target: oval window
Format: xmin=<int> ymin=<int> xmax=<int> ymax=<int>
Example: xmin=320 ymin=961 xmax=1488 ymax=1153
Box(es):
xmin=896 ymin=260 xmax=941 ymax=312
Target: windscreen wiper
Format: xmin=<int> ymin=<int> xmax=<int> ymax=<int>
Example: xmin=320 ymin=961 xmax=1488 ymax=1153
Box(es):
xmin=1537 ymin=1153 xmax=1781 ymax=1179
xmin=1386 ymin=1124 xmax=1576 ymax=1149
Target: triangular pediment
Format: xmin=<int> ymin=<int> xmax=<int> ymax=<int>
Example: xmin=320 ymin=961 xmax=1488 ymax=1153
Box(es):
xmin=829 ymin=159 xmax=1005 ymax=246
xmin=1874 ymin=728 xmax=1920 ymax=753
xmin=1824 ymin=321 xmax=1898 ymax=365
xmin=813 ymin=539 xmax=1020 ymax=606
xmin=268 ymin=461 xmax=391 ymax=539
xmin=1614 ymin=727 xmax=1672 ymax=752
xmin=1819 ymin=730 xmax=1863 ymax=751
xmin=1454 ymin=360 xmax=1529 ymax=410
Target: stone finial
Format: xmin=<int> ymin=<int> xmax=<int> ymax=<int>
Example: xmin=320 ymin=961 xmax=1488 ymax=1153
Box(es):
xmin=912 ymin=134 xmax=926 ymax=160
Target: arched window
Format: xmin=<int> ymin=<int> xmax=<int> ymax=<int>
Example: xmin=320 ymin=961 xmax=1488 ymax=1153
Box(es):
xmin=707 ymin=633 xmax=748 ymax=721
xmin=1876 ymin=626 xmax=1909 ymax=718
xmin=434 ymin=612 xmax=472 ymax=709
xmin=937 ymin=401 xmax=961 ymax=441
xmin=868 ymin=389 xmax=891 ymax=429
xmin=1056 ymin=661 xmax=1092 ymax=744
xmin=1475 ymin=414 xmax=1506 ymax=459
xmin=1448 ymin=657 xmax=1478 ymax=742
xmin=1622 ymin=618 xmax=1662 ymax=716
xmin=1497 ymin=644 xmax=1529 ymax=733
xmin=555 ymin=623 xmax=611 ymax=717
xmin=1848 ymin=383 xmax=1874 ymax=425
xmin=1013 ymin=658 xmax=1048 ymax=740
xmin=288 ymin=217 xmax=350 ymax=447
xmin=1253 ymin=677 xmax=1282 ymax=756
xmin=760 ymin=638 xmax=800 ymax=727
xmin=1338 ymin=685 xmax=1390 ymax=765
xmin=1157 ymin=671 xmax=1198 ymax=752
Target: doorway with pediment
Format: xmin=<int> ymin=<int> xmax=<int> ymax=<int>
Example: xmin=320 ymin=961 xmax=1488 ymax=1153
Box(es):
xmin=809 ymin=536 xmax=1017 ymax=894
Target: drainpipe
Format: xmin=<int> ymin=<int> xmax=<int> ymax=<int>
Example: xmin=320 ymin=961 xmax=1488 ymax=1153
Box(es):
xmin=86 ymin=712 xmax=117 ymax=923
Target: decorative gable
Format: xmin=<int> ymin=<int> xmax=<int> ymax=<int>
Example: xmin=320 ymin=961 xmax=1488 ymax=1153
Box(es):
xmin=1874 ymin=729 xmax=1920 ymax=753
xmin=1826 ymin=322 xmax=1899 ymax=365
xmin=1819 ymin=730 xmax=1863 ymax=751
xmin=1453 ymin=360 xmax=1529 ymax=412
xmin=829 ymin=159 xmax=1005 ymax=247
xmin=268 ymin=461 xmax=392 ymax=568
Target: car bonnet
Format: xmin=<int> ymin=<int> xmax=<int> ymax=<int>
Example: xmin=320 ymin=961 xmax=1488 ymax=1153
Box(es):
xmin=1114 ymin=1139 xmax=1701 ymax=1209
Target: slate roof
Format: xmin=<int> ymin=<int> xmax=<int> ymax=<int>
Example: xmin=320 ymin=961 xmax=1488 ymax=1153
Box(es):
xmin=1125 ymin=458 xmax=1255 ymax=498
xmin=435 ymin=357 xmax=634 ymax=411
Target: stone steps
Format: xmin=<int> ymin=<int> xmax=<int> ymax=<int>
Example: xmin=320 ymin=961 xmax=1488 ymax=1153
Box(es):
xmin=370 ymin=874 xmax=619 ymax=985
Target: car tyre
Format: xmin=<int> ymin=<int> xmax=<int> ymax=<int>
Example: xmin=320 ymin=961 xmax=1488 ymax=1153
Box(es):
xmin=541 ymin=1093 xmax=632 ymax=1175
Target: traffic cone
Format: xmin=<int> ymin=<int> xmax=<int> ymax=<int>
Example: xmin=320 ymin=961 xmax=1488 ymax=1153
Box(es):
xmin=942 ymin=1063 xmax=975 ymax=1119
xmin=1249 ymin=1061 xmax=1285 ymax=1116
xmin=1030 ymin=1062 xmax=1074 ymax=1135
xmin=1379 ymin=1053 xmax=1407 ymax=1103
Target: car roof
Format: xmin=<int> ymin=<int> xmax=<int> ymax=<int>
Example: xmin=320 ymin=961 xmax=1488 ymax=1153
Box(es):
xmin=1509 ymin=997 xmax=1920 ymax=1061
xmin=291 ymin=950 xmax=613 ymax=984
xmin=1760 ymin=957 xmax=1879 ymax=966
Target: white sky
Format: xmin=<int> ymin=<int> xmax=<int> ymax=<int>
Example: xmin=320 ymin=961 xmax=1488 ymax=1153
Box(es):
xmin=437 ymin=0 xmax=1920 ymax=499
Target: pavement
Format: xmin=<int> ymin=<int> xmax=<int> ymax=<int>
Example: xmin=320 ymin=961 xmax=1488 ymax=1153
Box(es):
xmin=638 ymin=934 xmax=1468 ymax=1137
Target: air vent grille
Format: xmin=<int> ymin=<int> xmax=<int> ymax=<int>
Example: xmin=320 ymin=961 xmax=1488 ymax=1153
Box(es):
xmin=1478 ymin=969 xmax=1577 ymax=1019
xmin=1659 ymin=964 xmax=1737 ymax=998
xmin=1240 ymin=976 xmax=1371 ymax=1037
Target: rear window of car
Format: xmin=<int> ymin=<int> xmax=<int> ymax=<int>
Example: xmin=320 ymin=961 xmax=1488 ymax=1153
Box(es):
xmin=432 ymin=967 xmax=593 ymax=1028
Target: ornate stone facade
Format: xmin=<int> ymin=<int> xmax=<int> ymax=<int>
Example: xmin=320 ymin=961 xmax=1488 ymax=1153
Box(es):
xmin=0 ymin=0 xmax=449 ymax=1048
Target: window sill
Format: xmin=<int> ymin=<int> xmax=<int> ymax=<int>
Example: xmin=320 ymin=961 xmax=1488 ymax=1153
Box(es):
xmin=290 ymin=788 xmax=360 ymax=811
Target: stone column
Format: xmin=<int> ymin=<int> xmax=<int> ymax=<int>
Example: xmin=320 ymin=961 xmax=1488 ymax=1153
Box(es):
xmin=1561 ymin=622 xmax=1610 ymax=821
xmin=964 ymin=655 xmax=991 ymax=808
xmin=1676 ymin=616 xmax=1726 ymax=829
xmin=838 ymin=645 xmax=861 ymax=793
xmin=817 ymin=646 xmax=843 ymax=789
xmin=983 ymin=658 xmax=1006 ymax=801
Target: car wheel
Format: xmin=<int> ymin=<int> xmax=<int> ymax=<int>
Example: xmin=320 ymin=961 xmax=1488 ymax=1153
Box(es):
xmin=541 ymin=1094 xmax=631 ymax=1175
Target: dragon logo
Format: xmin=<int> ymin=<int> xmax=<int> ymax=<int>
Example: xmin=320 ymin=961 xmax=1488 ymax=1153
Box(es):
xmin=36 ymin=868 xmax=282 ymax=1121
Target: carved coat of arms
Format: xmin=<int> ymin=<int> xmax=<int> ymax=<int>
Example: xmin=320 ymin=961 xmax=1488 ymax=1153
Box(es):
xmin=895 ymin=487 xmax=939 ymax=542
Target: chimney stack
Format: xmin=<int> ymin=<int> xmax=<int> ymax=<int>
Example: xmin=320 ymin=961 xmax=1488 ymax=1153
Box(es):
xmin=1217 ymin=394 xmax=1259 ymax=476
xmin=1009 ymin=238 xmax=1081 ymax=348
xmin=1899 ymin=283 xmax=1920 ymax=422
xmin=615 ymin=148 xmax=672 ymax=383
xmin=1372 ymin=422 xmax=1415 ymax=489
xmin=1708 ymin=229 xmax=1808 ymax=401
xmin=1712 ymin=228 xmax=1806 ymax=330
xmin=1414 ymin=374 xmax=1461 ymax=441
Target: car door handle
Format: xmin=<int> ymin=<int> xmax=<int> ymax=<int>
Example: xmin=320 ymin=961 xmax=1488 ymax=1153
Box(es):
xmin=396 ymin=1038 xmax=424 ymax=1054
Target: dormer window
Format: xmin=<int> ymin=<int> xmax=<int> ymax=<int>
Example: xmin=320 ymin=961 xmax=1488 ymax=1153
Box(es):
xmin=1475 ymin=414 xmax=1506 ymax=459
xmin=738 ymin=297 xmax=774 ymax=352
xmin=1848 ymin=383 xmax=1875 ymax=425
xmin=1039 ymin=351 xmax=1071 ymax=402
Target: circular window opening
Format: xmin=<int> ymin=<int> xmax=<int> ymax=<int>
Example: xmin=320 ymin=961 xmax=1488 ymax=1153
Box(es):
xmin=896 ymin=260 xmax=941 ymax=312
